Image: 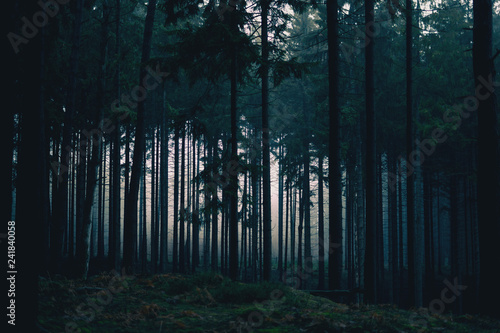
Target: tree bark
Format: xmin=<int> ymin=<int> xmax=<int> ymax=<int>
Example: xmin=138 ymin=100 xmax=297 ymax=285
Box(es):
xmin=51 ymin=0 xmax=84 ymax=275
xmin=318 ymin=155 xmax=325 ymax=290
xmin=160 ymin=97 xmax=169 ymax=272
xmin=473 ymin=0 xmax=500 ymax=318
xmin=123 ymin=0 xmax=157 ymax=274
xmin=364 ymin=0 xmax=377 ymax=303
xmin=261 ymin=0 xmax=272 ymax=282
xmin=229 ymin=4 xmax=239 ymax=280
xmin=173 ymin=126 xmax=180 ymax=272
xmin=406 ymin=0 xmax=423 ymax=308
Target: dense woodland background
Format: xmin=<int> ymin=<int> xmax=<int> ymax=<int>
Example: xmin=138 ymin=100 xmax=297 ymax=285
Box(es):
xmin=5 ymin=0 xmax=500 ymax=331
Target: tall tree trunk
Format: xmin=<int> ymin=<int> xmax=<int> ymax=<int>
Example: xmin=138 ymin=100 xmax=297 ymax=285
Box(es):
xmin=180 ymin=128 xmax=186 ymax=273
xmin=173 ymin=126 xmax=179 ymax=272
xmin=303 ymin=125 xmax=312 ymax=289
xmin=364 ymin=0 xmax=377 ymax=303
xmin=97 ymin=139 xmax=105 ymax=259
xmin=109 ymin=0 xmax=122 ymax=273
xmin=186 ymin=130 xmax=191 ymax=272
xmin=211 ymin=138 xmax=219 ymax=271
xmin=473 ymin=0 xmax=500 ymax=318
xmin=51 ymin=0 xmax=85 ymax=275
xmin=204 ymin=140 xmax=211 ymax=270
xmin=376 ymin=154 xmax=384 ymax=301
xmin=69 ymin=136 xmax=76 ymax=260
xmin=390 ymin=155 xmax=399 ymax=304
xmin=75 ymin=136 xmax=87 ymax=274
xmin=356 ymin=149 xmax=365 ymax=300
xmin=151 ymin=127 xmax=157 ymax=273
xmin=406 ymin=0 xmax=422 ymax=308
xmin=229 ymin=5 xmax=239 ymax=281
xmin=318 ymin=155 xmax=325 ymax=290
xmin=261 ymin=0 xmax=272 ymax=282
xmin=298 ymin=178 xmax=303 ymax=281
xmin=327 ymin=0 xmax=343 ymax=291
xmin=423 ymin=171 xmax=433 ymax=304
xmin=78 ymin=127 xmax=103 ymax=279
xmin=292 ymin=184 xmax=297 ymax=279
xmin=123 ymin=0 xmax=157 ymax=274
xmin=192 ymin=130 xmax=200 ymax=272
xmin=141 ymin=149 xmax=147 ymax=273
xmin=77 ymin=0 xmax=110 ymax=278
xmin=398 ymin=161 xmax=404 ymax=277
xmin=284 ymin=173 xmax=289 ymax=278
xmin=252 ymin=133 xmax=259 ymax=281
xmin=160 ymin=99 xmax=169 ymax=272
xmin=278 ymin=140 xmax=284 ymax=277
xmin=12 ymin=3 xmax=44 ymax=325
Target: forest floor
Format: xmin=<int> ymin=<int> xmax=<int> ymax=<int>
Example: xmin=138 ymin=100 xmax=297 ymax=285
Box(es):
xmin=38 ymin=271 xmax=500 ymax=333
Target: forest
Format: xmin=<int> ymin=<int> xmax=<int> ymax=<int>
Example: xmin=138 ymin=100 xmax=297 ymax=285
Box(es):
xmin=5 ymin=0 xmax=500 ymax=332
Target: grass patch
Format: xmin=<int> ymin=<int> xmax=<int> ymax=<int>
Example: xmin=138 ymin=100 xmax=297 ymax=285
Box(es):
xmin=38 ymin=273 xmax=500 ymax=333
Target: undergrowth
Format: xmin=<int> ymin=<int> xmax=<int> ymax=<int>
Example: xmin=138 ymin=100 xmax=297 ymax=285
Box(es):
xmin=38 ymin=271 xmax=500 ymax=333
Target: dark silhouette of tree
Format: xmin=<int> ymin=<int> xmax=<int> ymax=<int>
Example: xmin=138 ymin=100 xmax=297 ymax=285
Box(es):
xmin=327 ymin=0 xmax=343 ymax=291
xmin=473 ymin=0 xmax=500 ymax=318
xmin=123 ymin=0 xmax=157 ymax=274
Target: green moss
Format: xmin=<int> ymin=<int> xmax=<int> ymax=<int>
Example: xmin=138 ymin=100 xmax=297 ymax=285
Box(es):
xmin=38 ymin=273 xmax=500 ymax=333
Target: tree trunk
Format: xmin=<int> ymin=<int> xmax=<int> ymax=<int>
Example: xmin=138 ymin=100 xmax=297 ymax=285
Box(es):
xmin=204 ymin=140 xmax=211 ymax=270
xmin=364 ymin=0 xmax=377 ymax=303
xmin=140 ymin=150 xmax=147 ymax=273
xmin=278 ymin=140 xmax=284 ymax=277
xmin=261 ymin=0 xmax=272 ymax=282
xmin=284 ymin=173 xmax=289 ymax=278
xmin=173 ymin=126 xmax=180 ymax=272
xmin=13 ymin=6 xmax=44 ymax=325
xmin=51 ymin=0 xmax=85 ymax=275
xmin=160 ymin=98 xmax=169 ymax=272
xmin=252 ymin=133 xmax=259 ymax=281
xmin=97 ymin=139 xmax=105 ymax=259
xmin=77 ymin=0 xmax=110 ymax=278
xmin=109 ymin=0 xmax=122 ymax=273
xmin=122 ymin=0 xmax=157 ymax=274
xmin=151 ymin=127 xmax=157 ymax=273
xmin=377 ymin=154 xmax=384 ymax=301
xmin=229 ymin=5 xmax=239 ymax=281
xmin=406 ymin=0 xmax=423 ymax=308
xmin=473 ymin=0 xmax=500 ymax=318
xmin=303 ymin=129 xmax=312 ymax=288
xmin=390 ymin=155 xmax=399 ymax=305
xmin=298 ymin=178 xmax=303 ymax=283
xmin=318 ymin=155 xmax=325 ymax=289
xmin=180 ymin=128 xmax=186 ymax=273
xmin=212 ymin=138 xmax=219 ymax=271
xmin=192 ymin=129 xmax=200 ymax=272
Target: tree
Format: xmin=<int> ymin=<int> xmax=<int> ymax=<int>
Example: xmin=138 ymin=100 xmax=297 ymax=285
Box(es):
xmin=362 ymin=0 xmax=377 ymax=304
xmin=11 ymin=0 xmax=45 ymax=327
xmin=123 ymin=0 xmax=158 ymax=274
xmin=261 ymin=0 xmax=272 ymax=282
xmin=405 ymin=0 xmax=423 ymax=308
xmin=327 ymin=0 xmax=343 ymax=291
xmin=228 ymin=1 xmax=241 ymax=281
xmin=51 ymin=0 xmax=85 ymax=275
xmin=473 ymin=0 xmax=500 ymax=318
